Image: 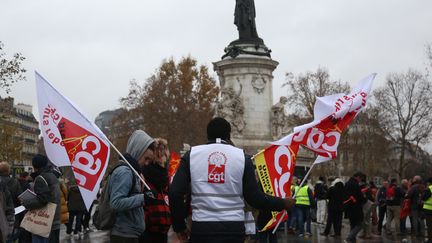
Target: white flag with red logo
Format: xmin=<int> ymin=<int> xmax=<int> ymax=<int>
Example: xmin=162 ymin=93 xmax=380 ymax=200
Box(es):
xmin=272 ymin=73 xmax=376 ymax=164
xmin=35 ymin=72 xmax=110 ymax=210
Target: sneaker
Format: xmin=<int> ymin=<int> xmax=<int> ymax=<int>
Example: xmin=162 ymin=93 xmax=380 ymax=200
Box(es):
xmin=79 ymin=232 xmax=85 ymax=238
xmin=73 ymin=233 xmax=79 ymax=239
xmin=299 ymin=234 xmax=304 ymax=237
xmin=305 ymin=232 xmax=312 ymax=237
xmin=320 ymin=232 xmax=328 ymax=237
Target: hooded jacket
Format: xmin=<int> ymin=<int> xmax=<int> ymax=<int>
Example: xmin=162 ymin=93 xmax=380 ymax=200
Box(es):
xmin=109 ymin=130 xmax=154 ymax=238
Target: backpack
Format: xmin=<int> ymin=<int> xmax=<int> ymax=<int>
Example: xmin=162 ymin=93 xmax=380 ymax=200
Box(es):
xmin=93 ymin=163 xmax=136 ymax=230
xmin=386 ymin=186 xmax=395 ymax=201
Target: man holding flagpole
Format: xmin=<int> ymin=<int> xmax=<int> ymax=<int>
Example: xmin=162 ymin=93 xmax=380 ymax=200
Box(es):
xmin=108 ymin=130 xmax=156 ymax=243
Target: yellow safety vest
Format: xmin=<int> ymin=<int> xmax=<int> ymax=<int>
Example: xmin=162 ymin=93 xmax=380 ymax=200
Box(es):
xmin=295 ymin=185 xmax=310 ymax=206
xmin=423 ymin=185 xmax=432 ymax=211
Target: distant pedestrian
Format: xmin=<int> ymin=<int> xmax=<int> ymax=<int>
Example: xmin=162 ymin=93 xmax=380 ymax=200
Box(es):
xmin=422 ymin=177 xmax=432 ymax=243
xmin=322 ymin=178 xmax=344 ymax=237
xmin=407 ymin=175 xmax=425 ymax=237
xmin=314 ymin=176 xmax=328 ymax=225
xmin=376 ymin=180 xmax=388 ymax=234
xmin=344 ymin=172 xmax=366 ymax=243
xmin=66 ymin=185 xmax=86 ymax=238
xmin=295 ymin=180 xmax=314 ymax=238
xmin=0 ymin=171 xmax=14 ymax=243
xmin=385 ymin=178 xmax=404 ymax=236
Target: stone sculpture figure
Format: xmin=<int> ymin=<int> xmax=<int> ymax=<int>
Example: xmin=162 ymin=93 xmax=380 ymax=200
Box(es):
xmin=216 ymin=85 xmax=246 ymax=135
xmin=271 ymin=96 xmax=288 ymax=139
xmin=234 ymin=0 xmax=259 ymax=41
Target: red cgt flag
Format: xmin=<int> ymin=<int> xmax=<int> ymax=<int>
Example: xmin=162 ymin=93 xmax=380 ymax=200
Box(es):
xmin=168 ymin=151 xmax=181 ymax=184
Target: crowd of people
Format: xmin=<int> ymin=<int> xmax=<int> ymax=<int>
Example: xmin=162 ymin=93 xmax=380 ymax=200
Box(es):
xmin=282 ymin=172 xmax=432 ymax=243
xmin=0 ymin=117 xmax=431 ymax=243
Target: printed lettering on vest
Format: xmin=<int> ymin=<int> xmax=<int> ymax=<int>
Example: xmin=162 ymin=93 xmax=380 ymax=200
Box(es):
xmin=208 ymin=151 xmax=227 ymax=184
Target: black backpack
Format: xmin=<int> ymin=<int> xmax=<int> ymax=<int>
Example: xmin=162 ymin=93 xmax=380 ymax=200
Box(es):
xmin=93 ymin=163 xmax=136 ymax=230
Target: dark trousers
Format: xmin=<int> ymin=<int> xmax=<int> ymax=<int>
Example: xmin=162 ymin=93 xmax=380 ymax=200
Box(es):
xmin=377 ymin=205 xmax=386 ymax=233
xmin=258 ymin=230 xmax=278 ymax=243
xmin=346 ymin=218 xmax=363 ymax=242
xmin=139 ymin=231 xmax=167 ymax=243
xmin=190 ymin=234 xmax=245 ymax=243
xmin=82 ymin=203 xmax=93 ymax=229
xmin=323 ymin=210 xmax=343 ymax=235
xmin=424 ymin=210 xmax=432 ymax=242
xmin=295 ymin=206 xmax=311 ymax=234
xmin=67 ymin=211 xmax=84 ymax=234
xmin=111 ymin=235 xmax=139 ymax=243
xmin=400 ymin=217 xmax=407 ymax=234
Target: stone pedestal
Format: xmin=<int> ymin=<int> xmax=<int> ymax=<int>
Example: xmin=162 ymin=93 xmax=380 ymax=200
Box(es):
xmin=213 ymin=43 xmax=278 ymax=154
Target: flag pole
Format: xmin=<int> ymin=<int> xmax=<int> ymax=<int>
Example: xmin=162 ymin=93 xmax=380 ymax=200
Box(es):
xmin=106 ymin=139 xmax=151 ymax=191
xmin=272 ymin=162 xmax=316 ymax=234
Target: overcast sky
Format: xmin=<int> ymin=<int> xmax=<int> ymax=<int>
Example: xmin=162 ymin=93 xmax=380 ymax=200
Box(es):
xmin=2 ymin=0 xmax=432 ymax=123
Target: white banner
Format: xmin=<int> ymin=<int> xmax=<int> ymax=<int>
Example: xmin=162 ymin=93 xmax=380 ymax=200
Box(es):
xmin=272 ymin=73 xmax=376 ymax=163
xmin=35 ymin=72 xmax=110 ymax=210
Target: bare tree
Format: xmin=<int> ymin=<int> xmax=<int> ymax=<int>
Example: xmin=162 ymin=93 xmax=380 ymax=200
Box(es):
xmin=284 ymin=67 xmax=350 ymax=120
xmin=374 ymin=69 xmax=432 ymax=178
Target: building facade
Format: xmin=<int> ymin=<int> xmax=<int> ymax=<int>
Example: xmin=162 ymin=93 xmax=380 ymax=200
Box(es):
xmin=0 ymin=97 xmax=40 ymax=169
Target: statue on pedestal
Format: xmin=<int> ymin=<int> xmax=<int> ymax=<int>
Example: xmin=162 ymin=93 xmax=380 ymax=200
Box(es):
xmin=234 ymin=0 xmax=259 ymax=40
xmin=271 ymin=96 xmax=288 ymax=139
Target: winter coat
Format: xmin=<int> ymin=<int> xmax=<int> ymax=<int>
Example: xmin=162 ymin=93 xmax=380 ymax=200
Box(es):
xmin=0 ymin=173 xmax=22 ymax=207
xmin=327 ymin=181 xmax=345 ymax=212
xmin=407 ymin=183 xmax=425 ymax=211
xmin=67 ymin=185 xmax=86 ymax=212
xmin=59 ymin=182 xmax=69 ymax=224
xmin=109 ymin=158 xmax=145 ymax=238
xmin=344 ymin=177 xmax=365 ymax=222
xmin=314 ymin=180 xmax=328 ymax=200
xmin=21 ymin=167 xmax=61 ymax=231
xmin=0 ymin=179 xmax=14 ymax=242
xmin=386 ymin=183 xmax=404 ymax=206
xmin=142 ymin=163 xmax=171 ymax=234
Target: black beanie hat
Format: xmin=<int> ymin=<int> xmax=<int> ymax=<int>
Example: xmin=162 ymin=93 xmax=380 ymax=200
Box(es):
xmin=32 ymin=154 xmax=48 ymax=169
xmin=207 ymin=117 xmax=231 ymax=140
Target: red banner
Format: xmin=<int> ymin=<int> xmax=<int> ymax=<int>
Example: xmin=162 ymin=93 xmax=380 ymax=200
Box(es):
xmin=168 ymin=151 xmax=181 ymax=184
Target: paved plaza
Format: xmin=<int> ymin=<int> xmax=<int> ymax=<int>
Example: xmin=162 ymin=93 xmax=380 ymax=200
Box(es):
xmin=59 ymin=221 xmax=428 ymax=243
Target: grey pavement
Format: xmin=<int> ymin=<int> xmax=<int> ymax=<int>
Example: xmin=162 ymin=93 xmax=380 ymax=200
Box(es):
xmin=59 ymin=222 xmax=428 ymax=243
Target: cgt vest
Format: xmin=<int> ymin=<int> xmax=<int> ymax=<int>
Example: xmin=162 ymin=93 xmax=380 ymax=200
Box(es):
xmin=190 ymin=143 xmax=245 ymax=222
xmin=423 ymin=185 xmax=432 ymax=211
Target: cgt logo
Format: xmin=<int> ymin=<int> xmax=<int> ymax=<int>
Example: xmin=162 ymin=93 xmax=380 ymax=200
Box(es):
xmin=58 ymin=117 xmax=108 ymax=191
xmin=207 ymin=151 xmax=227 ymax=184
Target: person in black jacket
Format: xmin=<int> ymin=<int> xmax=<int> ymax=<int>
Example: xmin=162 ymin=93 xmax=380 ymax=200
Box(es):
xmin=385 ymin=178 xmax=404 ymax=236
xmin=66 ymin=185 xmax=86 ymax=238
xmin=375 ymin=180 xmax=388 ymax=234
xmin=322 ymin=178 xmax=345 ymax=237
xmin=169 ymin=117 xmax=296 ymax=243
xmin=21 ymin=154 xmax=61 ymax=243
xmin=344 ymin=172 xmax=366 ymax=243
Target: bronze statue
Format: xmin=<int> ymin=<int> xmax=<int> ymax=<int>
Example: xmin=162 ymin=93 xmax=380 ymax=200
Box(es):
xmin=234 ymin=0 xmax=260 ymax=41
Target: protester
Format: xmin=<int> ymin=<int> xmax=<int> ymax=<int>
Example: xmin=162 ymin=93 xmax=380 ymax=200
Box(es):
xmin=407 ymin=175 xmax=425 ymax=237
xmin=314 ymin=176 xmax=328 ymax=225
xmin=321 ymin=178 xmax=344 ymax=238
xmin=169 ymin=117 xmax=296 ymax=243
xmin=369 ymin=181 xmax=378 ymax=227
xmin=66 ymin=185 xmax=86 ymax=238
xmin=376 ymin=180 xmax=388 ymax=234
xmin=399 ymin=178 xmax=409 ymax=234
xmin=287 ymin=178 xmax=299 ymax=234
xmin=0 ymin=172 xmax=14 ymax=243
xmin=140 ymin=138 xmax=172 ymax=243
xmin=59 ymin=180 xmax=68 ymax=226
xmin=0 ymin=162 xmax=22 ymax=208
xmin=359 ymin=177 xmax=374 ymax=239
xmin=18 ymin=172 xmax=31 ymax=192
xmin=385 ymin=178 xmax=404 ymax=236
xmin=295 ymin=181 xmax=314 ymax=237
xmin=21 ymin=154 xmax=61 ymax=243
xmin=109 ymin=130 xmax=155 ymax=243
xmin=422 ymin=177 xmax=432 ymax=243
xmin=344 ymin=172 xmax=366 ymax=243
